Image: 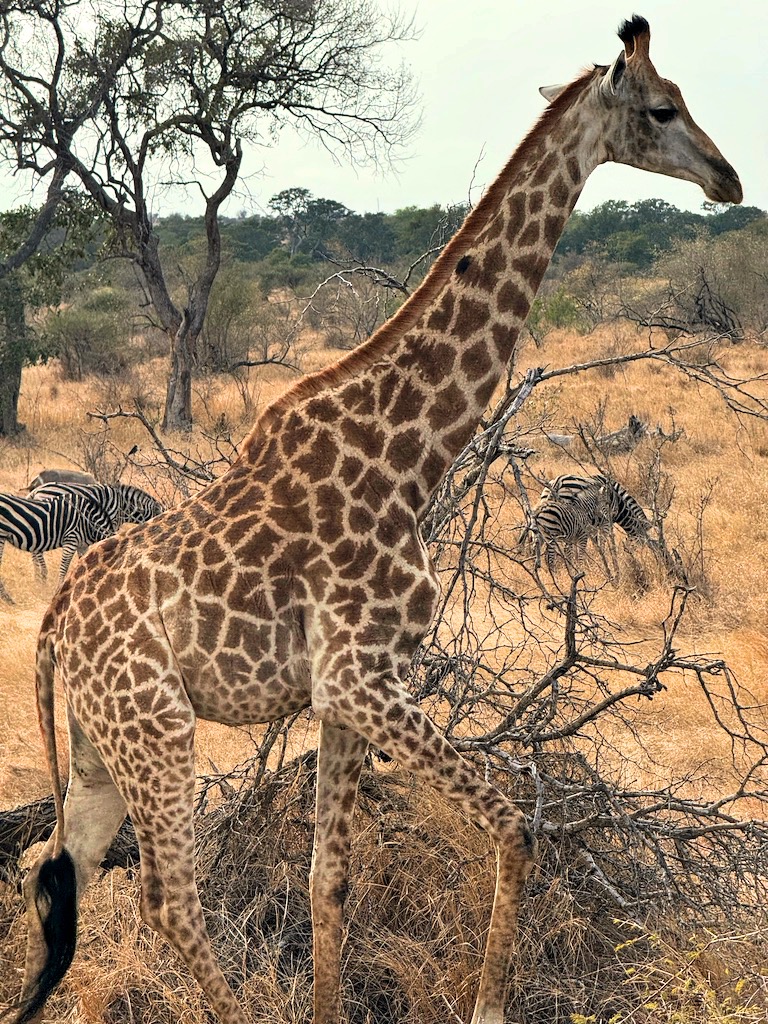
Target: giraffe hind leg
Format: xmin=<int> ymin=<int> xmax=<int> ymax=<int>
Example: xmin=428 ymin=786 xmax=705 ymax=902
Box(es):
xmin=108 ymin=693 xmax=249 ymax=1024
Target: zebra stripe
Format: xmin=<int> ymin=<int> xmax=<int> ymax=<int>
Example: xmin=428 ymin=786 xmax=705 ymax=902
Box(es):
xmin=29 ymin=483 xmax=164 ymax=532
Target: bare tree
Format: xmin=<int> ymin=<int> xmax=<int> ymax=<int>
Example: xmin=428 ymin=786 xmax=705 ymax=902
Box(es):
xmin=0 ymin=0 xmax=417 ymax=431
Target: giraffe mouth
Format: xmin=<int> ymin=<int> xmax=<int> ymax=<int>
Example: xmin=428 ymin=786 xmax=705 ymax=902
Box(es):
xmin=703 ymin=158 xmax=743 ymax=204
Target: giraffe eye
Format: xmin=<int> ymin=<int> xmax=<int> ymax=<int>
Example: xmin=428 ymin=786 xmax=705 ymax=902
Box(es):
xmin=649 ymin=107 xmax=677 ymax=125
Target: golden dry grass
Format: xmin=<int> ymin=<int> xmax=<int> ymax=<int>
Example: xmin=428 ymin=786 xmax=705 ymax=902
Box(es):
xmin=1 ymin=327 xmax=767 ymax=1021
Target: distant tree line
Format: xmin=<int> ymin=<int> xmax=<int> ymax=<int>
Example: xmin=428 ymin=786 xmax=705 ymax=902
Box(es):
xmin=153 ymin=192 xmax=765 ymax=276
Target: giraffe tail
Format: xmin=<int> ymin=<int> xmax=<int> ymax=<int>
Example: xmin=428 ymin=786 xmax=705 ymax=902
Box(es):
xmin=14 ymin=851 xmax=78 ymax=1024
xmin=12 ymin=629 xmax=78 ymax=1023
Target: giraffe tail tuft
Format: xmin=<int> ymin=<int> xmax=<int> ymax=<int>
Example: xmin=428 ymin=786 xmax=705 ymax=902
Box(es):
xmin=14 ymin=849 xmax=77 ymax=1024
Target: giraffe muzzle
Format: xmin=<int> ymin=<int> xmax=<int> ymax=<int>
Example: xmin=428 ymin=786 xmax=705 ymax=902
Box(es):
xmin=703 ymin=158 xmax=743 ymax=204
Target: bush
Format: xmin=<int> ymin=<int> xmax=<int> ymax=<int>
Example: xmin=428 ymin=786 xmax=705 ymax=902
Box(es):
xmin=44 ymin=287 xmax=136 ymax=379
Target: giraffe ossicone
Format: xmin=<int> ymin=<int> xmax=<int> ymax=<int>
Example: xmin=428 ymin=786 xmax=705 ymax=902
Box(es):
xmin=13 ymin=15 xmax=740 ymax=1024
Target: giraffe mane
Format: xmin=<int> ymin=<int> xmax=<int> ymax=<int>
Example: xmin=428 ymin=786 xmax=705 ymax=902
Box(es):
xmin=248 ymin=66 xmax=599 ymax=446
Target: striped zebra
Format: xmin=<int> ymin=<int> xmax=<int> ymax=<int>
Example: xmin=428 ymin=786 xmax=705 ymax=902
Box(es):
xmin=524 ymin=473 xmax=650 ymax=574
xmin=0 ymin=483 xmax=164 ymax=603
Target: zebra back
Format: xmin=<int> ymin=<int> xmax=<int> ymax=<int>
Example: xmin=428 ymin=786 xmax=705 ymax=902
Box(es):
xmin=538 ymin=473 xmax=649 ymax=538
xmin=30 ymin=482 xmax=163 ymax=532
xmin=29 ymin=483 xmax=118 ymax=539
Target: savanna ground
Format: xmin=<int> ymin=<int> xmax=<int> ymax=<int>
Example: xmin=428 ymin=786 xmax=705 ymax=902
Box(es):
xmin=1 ymin=321 xmax=767 ymax=1022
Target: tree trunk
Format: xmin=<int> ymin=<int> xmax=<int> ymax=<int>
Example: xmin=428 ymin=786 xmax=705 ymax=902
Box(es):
xmin=0 ymin=274 xmax=26 ymax=436
xmin=161 ymin=322 xmax=196 ymax=432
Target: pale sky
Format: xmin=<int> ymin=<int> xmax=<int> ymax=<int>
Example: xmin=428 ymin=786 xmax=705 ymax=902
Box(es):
xmin=1 ymin=0 xmax=766 ymax=219
xmin=232 ymin=0 xmax=766 ymax=218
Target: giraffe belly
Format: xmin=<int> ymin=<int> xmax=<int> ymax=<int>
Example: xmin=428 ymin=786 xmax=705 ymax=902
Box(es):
xmin=168 ymin=599 xmax=312 ymax=725
xmin=179 ymin=648 xmax=312 ymax=726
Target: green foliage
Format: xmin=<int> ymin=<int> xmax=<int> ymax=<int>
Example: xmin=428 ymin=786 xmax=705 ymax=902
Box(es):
xmin=556 ymin=199 xmax=765 ymax=271
xmin=43 ymin=285 xmax=136 ymax=380
xmin=253 ymin=249 xmax=318 ymax=294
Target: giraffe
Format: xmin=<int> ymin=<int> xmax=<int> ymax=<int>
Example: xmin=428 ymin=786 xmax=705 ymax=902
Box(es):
xmin=13 ymin=16 xmax=741 ymax=1024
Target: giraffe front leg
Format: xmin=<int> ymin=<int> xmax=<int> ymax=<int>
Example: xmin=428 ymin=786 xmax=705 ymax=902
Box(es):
xmin=310 ymin=722 xmax=368 ymax=1024
xmin=319 ymin=672 xmax=535 ymax=1024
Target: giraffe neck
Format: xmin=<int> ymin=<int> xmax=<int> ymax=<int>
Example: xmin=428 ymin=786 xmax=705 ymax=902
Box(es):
xmin=250 ymin=71 xmax=606 ymax=515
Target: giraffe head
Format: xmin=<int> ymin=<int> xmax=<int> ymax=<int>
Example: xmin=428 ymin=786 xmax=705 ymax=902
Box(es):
xmin=541 ymin=15 xmax=742 ymax=204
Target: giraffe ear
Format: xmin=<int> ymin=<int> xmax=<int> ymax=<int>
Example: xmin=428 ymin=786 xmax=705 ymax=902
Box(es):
xmin=539 ymin=84 xmax=566 ymax=104
xmin=601 ymin=50 xmax=627 ymax=97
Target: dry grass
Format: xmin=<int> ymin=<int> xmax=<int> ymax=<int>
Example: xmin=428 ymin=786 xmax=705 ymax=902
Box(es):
xmin=1 ymin=327 xmax=768 ymax=1021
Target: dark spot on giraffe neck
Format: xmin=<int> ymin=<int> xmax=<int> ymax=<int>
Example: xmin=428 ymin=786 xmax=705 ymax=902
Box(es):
xmin=455 ymin=254 xmax=472 ymax=274
xmin=496 ymin=281 xmax=529 ymax=319
xmin=505 ymin=192 xmax=526 ymax=243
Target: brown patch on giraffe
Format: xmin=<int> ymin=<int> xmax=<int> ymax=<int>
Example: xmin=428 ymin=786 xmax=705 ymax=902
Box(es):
xmin=549 ymin=173 xmax=570 ymax=208
xmin=426 ymin=291 xmax=455 ymax=331
xmin=530 ymin=149 xmax=557 ymax=185
xmin=339 ymin=381 xmax=376 ymax=418
xmin=528 ymin=190 xmax=545 ymax=214
xmin=349 ymin=504 xmax=377 ymax=534
xmin=330 ymin=538 xmax=378 ymax=580
xmin=566 ymin=155 xmax=581 ymax=184
xmin=340 ymin=417 xmax=386 ymax=459
xmin=306 ymin=396 xmax=339 ymax=423
xmin=512 ymin=253 xmax=549 ymax=290
xmin=491 ymin=324 xmax=519 ymax=360
xmin=279 ymin=413 xmax=314 ymax=457
xmin=453 ymin=295 xmax=491 ymax=341
xmin=518 ymin=220 xmax=541 ymax=247
xmin=407 ymin=579 xmax=438 ymax=624
xmin=196 ymin=601 xmax=227 ymax=647
xmin=443 ymin=422 xmax=473 ymax=452
xmin=421 ymin=449 xmax=445 ymax=492
xmin=398 ymin=340 xmax=456 ymax=387
xmin=461 ymin=242 xmax=506 ymax=292
xmin=387 ymin=378 xmax=426 ymax=427
xmin=349 ymin=467 xmax=392 ymax=513
xmin=543 ymin=213 xmax=564 ymax=247
xmin=505 ymin=192 xmax=526 ymax=242
xmin=427 ymin=382 xmax=468 ymax=431
xmin=461 ymin=340 xmax=493 ymax=380
xmin=497 ymin=281 xmax=529 ymax=319
xmin=386 ymin=428 xmax=423 ymax=472
xmin=294 ymin=429 xmax=340 ymax=482
xmin=237 ymin=523 xmax=283 ymax=563
xmin=474 ymin=375 xmax=498 ymax=409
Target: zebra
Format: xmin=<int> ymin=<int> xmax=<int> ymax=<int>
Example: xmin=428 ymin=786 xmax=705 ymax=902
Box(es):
xmin=0 ymin=492 xmax=112 ymax=604
xmin=0 ymin=483 xmax=164 ymax=603
xmin=524 ymin=473 xmax=650 ymax=575
xmin=28 ymin=482 xmax=164 ymax=532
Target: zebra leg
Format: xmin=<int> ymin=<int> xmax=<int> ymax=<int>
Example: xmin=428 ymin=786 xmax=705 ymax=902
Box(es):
xmin=0 ymin=538 xmax=13 ymax=604
xmin=33 ymin=551 xmax=48 ymax=581
xmin=58 ymin=542 xmax=78 ymax=583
